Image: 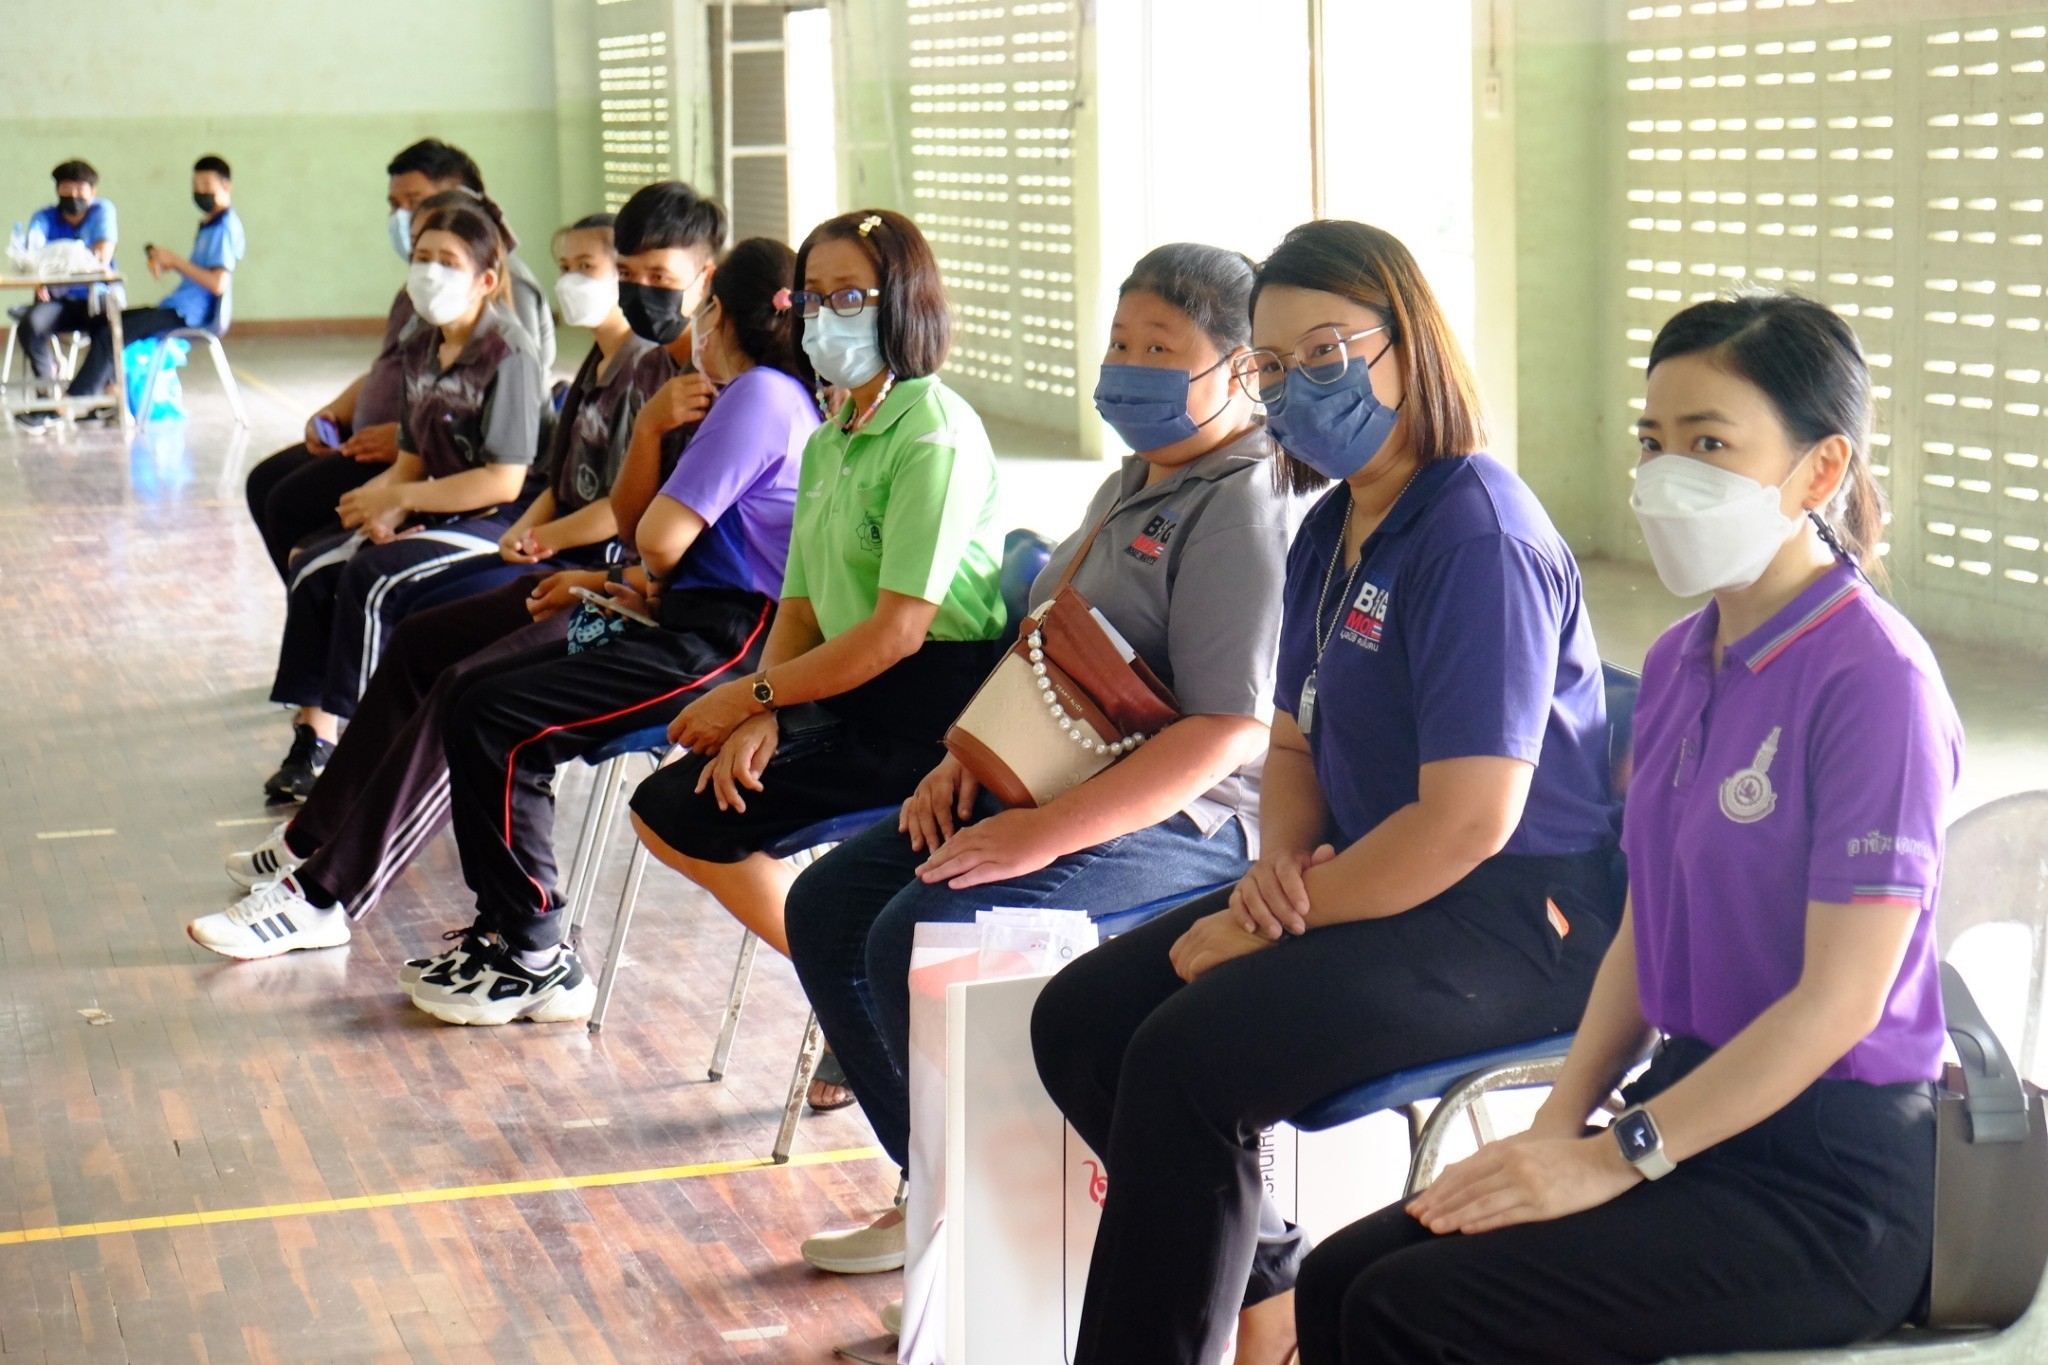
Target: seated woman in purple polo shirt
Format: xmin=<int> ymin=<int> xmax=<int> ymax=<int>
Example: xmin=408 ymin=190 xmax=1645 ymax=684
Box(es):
xmin=1296 ymin=294 xmax=1964 ymax=1363
xmin=1030 ymin=220 xmax=1622 ymax=1365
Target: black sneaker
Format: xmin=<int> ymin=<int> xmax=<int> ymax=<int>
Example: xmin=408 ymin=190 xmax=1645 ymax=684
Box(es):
xmin=409 ymin=939 xmax=595 ymax=1026
xmin=13 ymin=411 xmax=56 ymax=434
xmin=264 ymin=723 xmax=334 ymax=803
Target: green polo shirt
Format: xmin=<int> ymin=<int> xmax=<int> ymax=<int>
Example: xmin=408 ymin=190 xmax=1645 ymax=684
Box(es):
xmin=781 ymin=374 xmax=1005 ymax=641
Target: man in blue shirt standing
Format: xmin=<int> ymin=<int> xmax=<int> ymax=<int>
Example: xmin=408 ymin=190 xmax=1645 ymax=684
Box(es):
xmin=13 ymin=159 xmax=118 ymax=425
xmin=65 ymin=154 xmax=247 ymax=410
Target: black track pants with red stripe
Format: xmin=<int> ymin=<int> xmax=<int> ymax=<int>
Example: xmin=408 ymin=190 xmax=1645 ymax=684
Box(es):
xmin=290 ymin=573 xmax=561 ymax=915
xmin=441 ymin=589 xmax=773 ymax=952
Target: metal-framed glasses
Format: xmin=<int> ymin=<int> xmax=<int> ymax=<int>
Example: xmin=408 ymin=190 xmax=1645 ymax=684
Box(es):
xmin=789 ymin=287 xmax=882 ymax=319
xmin=1230 ymin=324 xmax=1391 ymax=414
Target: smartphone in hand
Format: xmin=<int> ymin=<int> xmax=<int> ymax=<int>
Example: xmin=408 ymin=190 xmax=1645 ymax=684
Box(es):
xmin=312 ymin=415 xmax=343 ymax=449
xmin=569 ymin=584 xmax=658 ymax=629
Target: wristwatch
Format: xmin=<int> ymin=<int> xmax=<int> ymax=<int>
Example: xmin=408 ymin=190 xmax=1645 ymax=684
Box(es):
xmin=751 ymin=672 xmax=776 ymax=710
xmin=1612 ymin=1105 xmax=1675 ymax=1180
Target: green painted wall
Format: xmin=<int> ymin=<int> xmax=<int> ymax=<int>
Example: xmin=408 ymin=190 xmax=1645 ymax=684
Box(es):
xmin=0 ymin=0 xmax=569 ymax=322
xmin=1510 ymin=1 xmax=1622 ymax=561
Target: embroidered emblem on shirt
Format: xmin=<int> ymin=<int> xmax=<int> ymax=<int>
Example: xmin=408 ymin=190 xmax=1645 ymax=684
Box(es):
xmin=855 ymin=516 xmax=884 ymax=556
xmin=1340 ymin=580 xmax=1391 ymax=651
xmin=1125 ymin=508 xmax=1178 ymax=564
xmin=1847 ymin=831 xmax=1935 ymax=859
xmin=1718 ymin=726 xmax=1782 ymax=824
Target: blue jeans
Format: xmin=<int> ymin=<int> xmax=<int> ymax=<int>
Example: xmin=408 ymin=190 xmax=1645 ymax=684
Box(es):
xmin=784 ymin=797 xmax=1250 ymax=1170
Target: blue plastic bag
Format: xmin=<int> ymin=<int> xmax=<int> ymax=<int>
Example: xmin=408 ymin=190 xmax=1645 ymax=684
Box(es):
xmin=124 ymin=337 xmax=190 ymax=419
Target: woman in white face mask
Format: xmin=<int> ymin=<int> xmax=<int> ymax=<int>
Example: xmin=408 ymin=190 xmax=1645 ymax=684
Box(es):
xmin=1295 ymin=293 xmax=1964 ymax=1364
xmin=260 ymin=198 xmax=551 ymax=800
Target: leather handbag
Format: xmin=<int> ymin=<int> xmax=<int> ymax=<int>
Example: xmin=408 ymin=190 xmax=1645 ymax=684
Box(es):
xmin=1928 ymin=961 xmax=2048 ymax=1328
xmin=944 ymin=514 xmax=1179 ymax=808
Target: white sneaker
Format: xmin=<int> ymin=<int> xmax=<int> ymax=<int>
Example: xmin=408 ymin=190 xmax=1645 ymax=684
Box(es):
xmin=801 ymin=1212 xmax=907 ymax=1274
xmin=226 ymin=822 xmax=306 ymax=890
xmin=408 ymin=941 xmax=595 ymax=1026
xmin=881 ymin=1299 xmax=902 ymax=1337
xmin=188 ymin=877 xmax=352 ymax=960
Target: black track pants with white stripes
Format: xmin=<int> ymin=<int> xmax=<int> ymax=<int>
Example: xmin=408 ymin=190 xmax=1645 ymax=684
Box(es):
xmin=290 ymin=575 xmax=563 ymax=917
xmin=268 ymin=512 xmax=520 ymax=718
xmin=440 ymin=590 xmax=774 ymax=953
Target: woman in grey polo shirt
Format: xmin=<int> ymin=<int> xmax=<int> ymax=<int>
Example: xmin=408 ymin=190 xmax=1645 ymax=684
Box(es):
xmin=783 ymin=242 xmax=1310 ymax=1282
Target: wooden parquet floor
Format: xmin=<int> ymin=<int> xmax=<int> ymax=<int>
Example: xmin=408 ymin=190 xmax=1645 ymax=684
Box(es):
xmin=0 ymin=342 xmax=901 ymax=1363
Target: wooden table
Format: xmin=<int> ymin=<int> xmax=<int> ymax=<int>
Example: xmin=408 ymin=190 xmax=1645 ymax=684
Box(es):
xmin=0 ymin=270 xmax=131 ymax=430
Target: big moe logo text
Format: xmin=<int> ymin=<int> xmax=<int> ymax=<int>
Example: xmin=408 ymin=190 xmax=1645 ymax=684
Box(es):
xmin=1341 ymin=580 xmax=1391 ymax=650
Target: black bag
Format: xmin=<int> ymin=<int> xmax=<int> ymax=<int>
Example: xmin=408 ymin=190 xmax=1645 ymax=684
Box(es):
xmin=1929 ymin=961 xmax=2048 ymax=1328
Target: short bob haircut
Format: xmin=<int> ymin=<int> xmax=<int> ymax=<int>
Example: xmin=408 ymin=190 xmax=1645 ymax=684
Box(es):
xmin=793 ymin=209 xmax=950 ymax=381
xmin=52 ymin=160 xmax=99 ymax=188
xmin=613 ymin=181 xmax=728 ymax=259
xmin=1252 ymin=220 xmax=1487 ymax=486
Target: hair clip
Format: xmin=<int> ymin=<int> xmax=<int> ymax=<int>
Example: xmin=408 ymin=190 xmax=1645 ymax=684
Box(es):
xmin=772 ymin=287 xmax=793 ymax=313
xmin=858 ymin=214 xmax=883 ymax=238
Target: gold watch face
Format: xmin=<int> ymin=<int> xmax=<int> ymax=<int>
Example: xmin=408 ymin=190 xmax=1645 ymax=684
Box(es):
xmin=753 ymin=679 xmax=773 ymax=703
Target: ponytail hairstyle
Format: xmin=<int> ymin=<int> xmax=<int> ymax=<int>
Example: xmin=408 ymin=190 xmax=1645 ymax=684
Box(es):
xmin=708 ymin=237 xmax=812 ymax=386
xmin=792 ymin=209 xmax=950 ymax=379
xmin=1647 ymin=293 xmax=1888 ymax=584
xmin=1252 ymin=220 xmax=1488 ymax=493
xmin=413 ymin=188 xmax=513 ymax=304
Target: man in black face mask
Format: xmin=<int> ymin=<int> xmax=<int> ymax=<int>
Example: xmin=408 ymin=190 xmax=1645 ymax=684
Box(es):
xmin=11 ymin=159 xmax=119 ymax=430
xmin=63 ymin=154 xmax=249 ymax=410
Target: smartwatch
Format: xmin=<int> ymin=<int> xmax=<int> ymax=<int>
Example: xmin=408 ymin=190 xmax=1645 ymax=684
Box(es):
xmin=751 ymin=672 xmax=776 ymax=710
xmin=1612 ymin=1105 xmax=1675 ymax=1180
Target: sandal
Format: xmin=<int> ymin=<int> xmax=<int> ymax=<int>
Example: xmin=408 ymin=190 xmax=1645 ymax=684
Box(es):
xmin=808 ymin=1050 xmax=859 ymax=1113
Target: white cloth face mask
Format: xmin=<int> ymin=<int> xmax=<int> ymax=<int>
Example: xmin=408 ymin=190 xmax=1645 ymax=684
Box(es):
xmin=1631 ymin=452 xmax=1809 ymax=598
xmin=408 ymin=261 xmax=478 ymax=328
xmin=554 ymin=270 xmax=618 ymax=329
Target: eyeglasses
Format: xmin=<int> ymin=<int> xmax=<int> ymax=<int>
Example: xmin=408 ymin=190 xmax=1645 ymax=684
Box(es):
xmin=1230 ymin=324 xmax=1391 ymax=414
xmin=789 ymin=287 xmax=882 ymax=319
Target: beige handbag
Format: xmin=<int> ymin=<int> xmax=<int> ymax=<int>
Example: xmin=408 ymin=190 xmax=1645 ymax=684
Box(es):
xmin=944 ymin=515 xmax=1179 ymax=808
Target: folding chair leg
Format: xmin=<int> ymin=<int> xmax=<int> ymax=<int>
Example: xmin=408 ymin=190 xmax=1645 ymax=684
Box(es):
xmin=200 ymin=335 xmax=248 ymax=428
xmin=708 ymin=929 xmax=761 ymax=1080
xmin=774 ymin=1012 xmax=824 ymax=1164
xmin=2 ymin=320 xmax=15 ymax=388
xmin=566 ymin=755 xmax=631 ymax=934
xmin=562 ymin=755 xmax=624 ymax=934
xmin=587 ymin=837 xmax=652 ymax=1033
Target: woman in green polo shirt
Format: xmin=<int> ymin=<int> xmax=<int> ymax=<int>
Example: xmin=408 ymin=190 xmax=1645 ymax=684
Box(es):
xmin=628 ymin=208 xmax=1007 ymax=966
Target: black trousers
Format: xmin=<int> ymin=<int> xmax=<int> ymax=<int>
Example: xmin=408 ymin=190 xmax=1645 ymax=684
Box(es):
xmin=1030 ymin=851 xmax=1621 ymax=1365
xmin=442 ymin=591 xmax=775 ymax=952
xmin=290 ymin=576 xmax=560 ymax=916
xmin=13 ymin=296 xmax=94 ymax=381
xmin=244 ymin=445 xmax=380 ymax=582
xmin=270 ymin=515 xmax=520 ymax=717
xmin=75 ymin=305 xmax=183 ymax=396
xmin=628 ymin=638 xmax=1002 ymax=865
xmin=1294 ymin=1037 xmax=1937 ymax=1364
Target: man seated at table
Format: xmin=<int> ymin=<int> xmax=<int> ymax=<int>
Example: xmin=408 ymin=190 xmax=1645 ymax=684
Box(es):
xmin=12 ymin=158 xmax=118 ymax=430
xmin=67 ymin=154 xmax=248 ymax=408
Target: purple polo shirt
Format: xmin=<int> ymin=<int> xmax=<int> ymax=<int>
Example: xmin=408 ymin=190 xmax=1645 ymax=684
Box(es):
xmin=1273 ymin=454 xmax=1617 ymax=856
xmin=658 ymin=364 xmax=814 ymax=597
xmin=1623 ymin=561 xmax=1963 ymax=1086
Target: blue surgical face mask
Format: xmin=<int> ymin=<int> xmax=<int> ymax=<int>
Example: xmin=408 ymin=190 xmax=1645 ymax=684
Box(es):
xmin=387 ymin=208 xmax=413 ymax=262
xmin=803 ymin=307 xmax=886 ymax=388
xmin=1264 ymin=339 xmax=1401 ymax=481
xmin=1092 ymin=357 xmax=1230 ymax=453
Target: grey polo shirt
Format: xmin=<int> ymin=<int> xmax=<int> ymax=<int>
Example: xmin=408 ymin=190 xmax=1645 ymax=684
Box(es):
xmin=1030 ymin=425 xmax=1310 ymax=852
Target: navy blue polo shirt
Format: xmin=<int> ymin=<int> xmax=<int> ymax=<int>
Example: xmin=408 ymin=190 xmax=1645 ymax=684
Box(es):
xmin=1273 ymin=453 xmax=1617 ymax=857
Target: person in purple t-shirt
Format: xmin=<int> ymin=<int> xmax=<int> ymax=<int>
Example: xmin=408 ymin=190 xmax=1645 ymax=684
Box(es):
xmin=1298 ymin=295 xmax=1964 ymax=1363
xmin=1031 ymin=221 xmax=1622 ymax=1365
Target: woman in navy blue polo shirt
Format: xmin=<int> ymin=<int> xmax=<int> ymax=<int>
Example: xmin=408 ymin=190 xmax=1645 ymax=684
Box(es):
xmin=1030 ymin=220 xmax=1621 ymax=1365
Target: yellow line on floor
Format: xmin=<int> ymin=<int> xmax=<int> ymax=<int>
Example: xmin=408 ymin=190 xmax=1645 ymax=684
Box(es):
xmin=0 ymin=1145 xmax=887 ymax=1247
xmin=35 ymin=828 xmax=116 ymax=840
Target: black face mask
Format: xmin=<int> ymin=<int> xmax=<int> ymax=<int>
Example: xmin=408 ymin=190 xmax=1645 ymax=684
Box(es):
xmin=57 ymin=195 xmax=87 ymax=218
xmin=194 ymin=192 xmax=219 ymax=214
xmin=618 ymin=281 xmax=689 ymax=345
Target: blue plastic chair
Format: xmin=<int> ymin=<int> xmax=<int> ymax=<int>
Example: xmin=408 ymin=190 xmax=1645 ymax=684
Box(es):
xmin=1278 ymin=660 xmax=1642 ymax=1196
